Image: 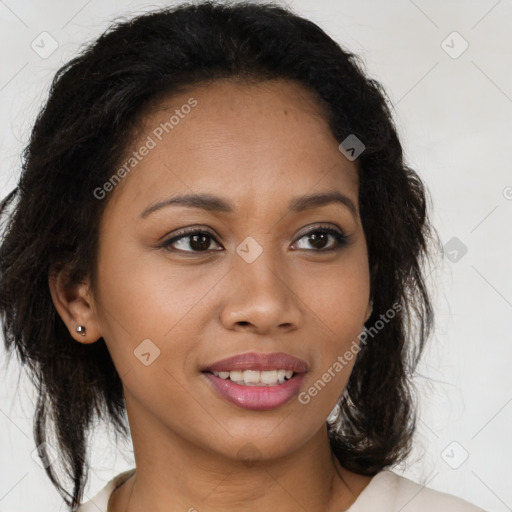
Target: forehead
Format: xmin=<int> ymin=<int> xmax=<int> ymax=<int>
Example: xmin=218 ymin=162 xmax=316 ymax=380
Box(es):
xmin=103 ymin=78 xmax=359 ymax=219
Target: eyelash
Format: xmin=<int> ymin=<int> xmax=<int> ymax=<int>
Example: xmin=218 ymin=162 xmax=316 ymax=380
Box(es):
xmin=161 ymin=224 xmax=349 ymax=254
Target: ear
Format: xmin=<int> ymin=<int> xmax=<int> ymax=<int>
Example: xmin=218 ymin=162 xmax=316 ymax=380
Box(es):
xmin=48 ymin=265 xmax=102 ymax=344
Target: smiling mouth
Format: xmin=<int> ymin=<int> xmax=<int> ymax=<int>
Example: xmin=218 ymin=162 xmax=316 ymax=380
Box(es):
xmin=207 ymin=369 xmax=297 ymax=386
xmin=202 ymin=365 xmax=306 ymax=410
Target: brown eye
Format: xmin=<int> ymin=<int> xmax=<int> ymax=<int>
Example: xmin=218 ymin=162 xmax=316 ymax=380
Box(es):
xmin=162 ymin=229 xmax=222 ymax=253
xmin=293 ymin=226 xmax=349 ymax=252
xmin=162 ymin=224 xmax=349 ymax=255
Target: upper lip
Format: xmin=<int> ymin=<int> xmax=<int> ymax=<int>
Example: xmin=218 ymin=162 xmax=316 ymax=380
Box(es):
xmin=203 ymin=352 xmax=309 ymax=373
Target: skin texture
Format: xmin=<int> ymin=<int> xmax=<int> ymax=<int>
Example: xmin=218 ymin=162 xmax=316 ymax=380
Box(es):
xmin=49 ymin=78 xmax=374 ymax=511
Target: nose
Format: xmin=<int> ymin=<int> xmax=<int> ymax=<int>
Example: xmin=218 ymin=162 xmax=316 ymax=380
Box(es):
xmin=219 ymin=244 xmax=303 ymax=335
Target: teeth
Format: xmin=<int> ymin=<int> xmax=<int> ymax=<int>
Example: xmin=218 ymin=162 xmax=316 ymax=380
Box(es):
xmin=243 ymin=370 xmax=260 ymax=384
xmin=260 ymin=369 xmax=277 ymax=384
xmin=229 ymin=370 xmax=243 ymax=382
xmin=212 ymin=369 xmax=294 ymax=386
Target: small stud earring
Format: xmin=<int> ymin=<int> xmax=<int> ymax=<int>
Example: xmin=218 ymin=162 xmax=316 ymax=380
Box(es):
xmin=76 ymin=325 xmax=86 ymax=336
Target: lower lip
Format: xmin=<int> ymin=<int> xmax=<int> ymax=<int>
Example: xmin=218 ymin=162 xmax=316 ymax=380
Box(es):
xmin=203 ymin=372 xmax=305 ymax=411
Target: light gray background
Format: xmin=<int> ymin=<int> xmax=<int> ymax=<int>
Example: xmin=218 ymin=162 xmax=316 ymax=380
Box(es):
xmin=0 ymin=1 xmax=510 ymax=511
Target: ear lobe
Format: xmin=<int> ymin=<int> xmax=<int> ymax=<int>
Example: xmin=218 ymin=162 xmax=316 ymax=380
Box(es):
xmin=48 ymin=266 xmax=102 ymax=344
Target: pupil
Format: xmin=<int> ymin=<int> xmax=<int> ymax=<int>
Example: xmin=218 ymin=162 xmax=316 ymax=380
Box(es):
xmin=310 ymin=232 xmax=327 ymax=249
xmin=191 ymin=234 xmax=210 ymax=251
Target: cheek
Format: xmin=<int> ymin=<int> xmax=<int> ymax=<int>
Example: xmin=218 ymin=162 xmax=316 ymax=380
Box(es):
xmin=296 ymin=259 xmax=369 ymax=407
xmin=97 ymin=256 xmax=186 ymax=334
xmin=299 ymin=255 xmax=370 ymax=334
xmin=94 ymin=241 xmax=226 ymax=374
xmin=298 ymin=325 xmax=360 ymax=420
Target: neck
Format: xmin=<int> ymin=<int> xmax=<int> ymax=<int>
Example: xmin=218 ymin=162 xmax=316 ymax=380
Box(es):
xmin=110 ymin=391 xmax=369 ymax=512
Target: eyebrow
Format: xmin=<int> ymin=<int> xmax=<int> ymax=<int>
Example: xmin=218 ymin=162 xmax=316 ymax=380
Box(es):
xmin=140 ymin=191 xmax=358 ymax=220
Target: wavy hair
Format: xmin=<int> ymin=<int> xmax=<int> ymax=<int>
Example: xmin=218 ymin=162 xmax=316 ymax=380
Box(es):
xmin=0 ymin=1 xmax=440 ymax=509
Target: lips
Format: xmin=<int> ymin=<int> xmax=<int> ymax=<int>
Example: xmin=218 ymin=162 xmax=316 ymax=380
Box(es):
xmin=201 ymin=352 xmax=308 ymax=411
xmin=202 ymin=351 xmax=309 ymax=373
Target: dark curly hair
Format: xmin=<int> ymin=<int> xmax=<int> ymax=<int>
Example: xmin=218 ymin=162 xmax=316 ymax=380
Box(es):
xmin=0 ymin=1 xmax=441 ymax=509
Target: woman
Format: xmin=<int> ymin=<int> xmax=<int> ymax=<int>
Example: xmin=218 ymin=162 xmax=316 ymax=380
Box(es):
xmin=0 ymin=1 xmax=487 ymax=511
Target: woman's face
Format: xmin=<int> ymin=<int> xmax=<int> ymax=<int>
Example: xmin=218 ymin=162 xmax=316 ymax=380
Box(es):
xmin=91 ymin=78 xmax=372 ymax=462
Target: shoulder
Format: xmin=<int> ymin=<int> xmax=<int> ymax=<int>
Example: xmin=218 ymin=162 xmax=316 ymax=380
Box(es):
xmin=77 ymin=468 xmax=136 ymax=512
xmin=349 ymin=470 xmax=488 ymax=512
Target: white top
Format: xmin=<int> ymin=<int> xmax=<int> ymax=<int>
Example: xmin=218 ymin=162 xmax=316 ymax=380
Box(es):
xmin=77 ymin=468 xmax=488 ymax=512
